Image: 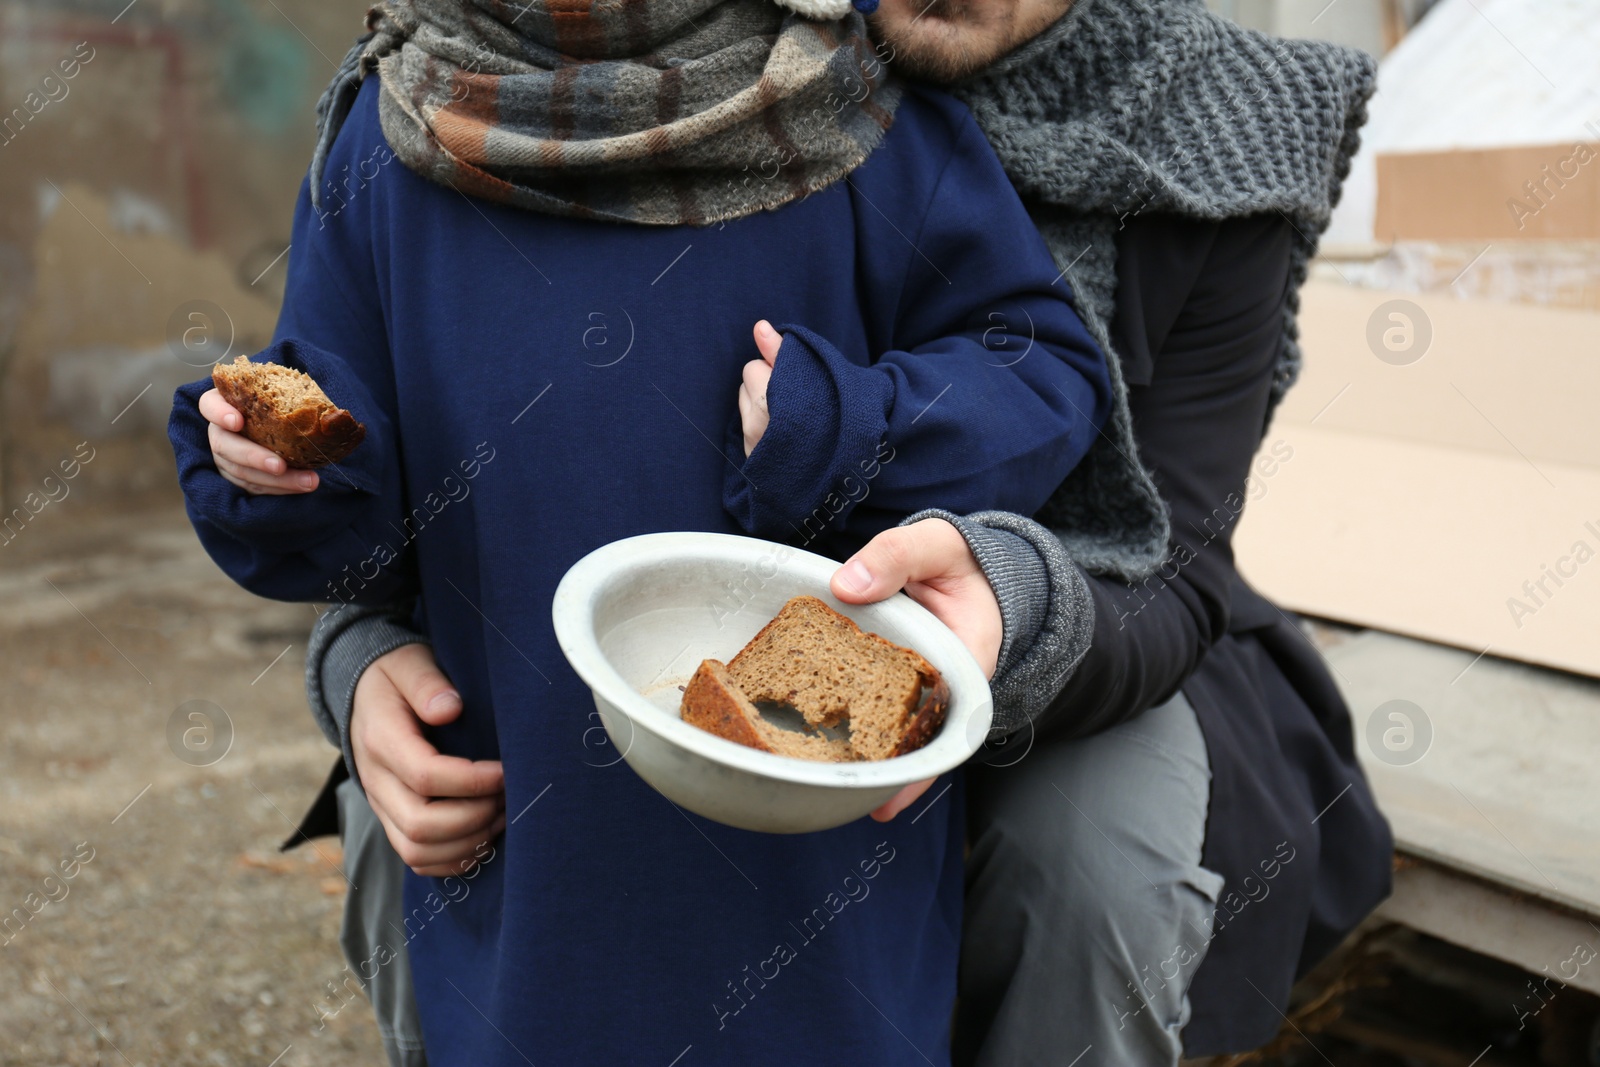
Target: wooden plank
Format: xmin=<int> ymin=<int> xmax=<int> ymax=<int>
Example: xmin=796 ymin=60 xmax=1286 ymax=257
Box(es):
xmin=1322 ymin=630 xmax=1600 ymax=917
xmin=1378 ymin=859 xmax=1600 ymax=998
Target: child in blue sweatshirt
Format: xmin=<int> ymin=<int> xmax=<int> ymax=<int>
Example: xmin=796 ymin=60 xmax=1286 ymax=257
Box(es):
xmin=169 ymin=73 xmax=1108 ymax=1067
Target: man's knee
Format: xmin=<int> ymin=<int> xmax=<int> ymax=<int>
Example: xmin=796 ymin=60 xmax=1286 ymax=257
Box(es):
xmin=965 ymin=715 xmax=1222 ymax=992
xmin=961 ymin=746 xmax=1222 ymax=1067
xmin=973 ymin=779 xmax=1197 ymax=933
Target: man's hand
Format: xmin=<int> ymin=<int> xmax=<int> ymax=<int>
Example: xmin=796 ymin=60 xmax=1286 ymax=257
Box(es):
xmin=199 ymin=388 xmax=319 ymax=495
xmin=349 ymin=643 xmax=506 ymax=876
xmin=738 ymin=320 xmax=782 ymax=456
xmin=830 ymin=517 xmax=1003 ymax=822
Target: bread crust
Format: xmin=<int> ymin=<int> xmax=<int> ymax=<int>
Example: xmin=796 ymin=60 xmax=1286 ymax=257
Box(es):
xmin=679 ymin=597 xmax=949 ymax=762
xmin=211 ymin=356 xmax=366 ymax=469
xmin=889 ymin=675 xmax=949 ymax=758
xmin=680 ymin=660 xmax=775 ymax=753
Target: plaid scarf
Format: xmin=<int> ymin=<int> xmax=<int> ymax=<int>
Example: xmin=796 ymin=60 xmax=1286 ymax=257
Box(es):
xmin=310 ymin=0 xmax=900 ymax=226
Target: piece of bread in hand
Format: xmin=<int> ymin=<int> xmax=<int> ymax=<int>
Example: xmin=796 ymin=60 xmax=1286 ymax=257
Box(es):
xmin=680 ymin=596 xmax=948 ymax=762
xmin=210 ymin=355 xmax=365 ymax=469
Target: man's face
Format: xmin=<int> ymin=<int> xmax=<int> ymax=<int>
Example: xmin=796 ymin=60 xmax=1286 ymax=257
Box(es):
xmin=869 ymin=0 xmax=1074 ymax=84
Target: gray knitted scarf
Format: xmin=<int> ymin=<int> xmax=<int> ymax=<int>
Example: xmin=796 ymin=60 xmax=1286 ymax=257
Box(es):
xmin=310 ymin=0 xmax=899 ymax=225
xmin=952 ymin=0 xmax=1375 ymax=580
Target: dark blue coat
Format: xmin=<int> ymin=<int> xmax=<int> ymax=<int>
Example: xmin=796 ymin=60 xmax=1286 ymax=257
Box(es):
xmin=169 ymin=77 xmax=1111 ymax=1066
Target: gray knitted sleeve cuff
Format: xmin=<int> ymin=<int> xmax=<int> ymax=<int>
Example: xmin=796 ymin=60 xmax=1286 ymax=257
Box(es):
xmin=305 ymin=601 xmax=430 ymax=790
xmin=901 ymin=509 xmax=1094 ymax=744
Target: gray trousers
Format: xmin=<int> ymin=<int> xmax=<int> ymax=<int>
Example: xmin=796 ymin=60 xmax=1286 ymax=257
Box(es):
xmin=332 ymin=694 xmax=1214 ymax=1067
xmin=954 ymin=692 xmax=1222 ymax=1067
xmin=336 ymin=778 xmax=429 ymax=1067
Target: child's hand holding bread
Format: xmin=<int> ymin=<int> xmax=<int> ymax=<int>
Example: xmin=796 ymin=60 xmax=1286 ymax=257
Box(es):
xmin=200 ymin=355 xmax=366 ymax=495
xmin=201 ymin=389 xmax=320 ymax=495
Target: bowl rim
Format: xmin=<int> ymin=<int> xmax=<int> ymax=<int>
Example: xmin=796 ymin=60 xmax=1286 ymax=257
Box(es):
xmin=552 ymin=531 xmax=994 ymax=791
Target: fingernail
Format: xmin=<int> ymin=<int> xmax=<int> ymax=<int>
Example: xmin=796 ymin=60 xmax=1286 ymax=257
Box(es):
xmin=840 ymin=559 xmax=872 ymax=594
xmin=298 ymin=473 xmax=317 ymax=490
xmin=428 ymin=691 xmax=462 ymax=715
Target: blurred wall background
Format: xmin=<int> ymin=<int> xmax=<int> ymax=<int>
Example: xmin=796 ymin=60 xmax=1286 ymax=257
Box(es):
xmin=0 ymin=0 xmax=368 ymax=517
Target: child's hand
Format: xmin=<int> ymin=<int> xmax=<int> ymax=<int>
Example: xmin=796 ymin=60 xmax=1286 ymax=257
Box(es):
xmin=199 ymin=388 xmax=319 ymax=495
xmin=738 ymin=320 xmax=783 ymax=457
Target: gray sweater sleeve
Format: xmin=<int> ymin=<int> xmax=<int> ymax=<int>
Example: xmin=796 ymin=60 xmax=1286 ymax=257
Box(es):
xmin=901 ymin=508 xmax=1093 ymax=750
xmin=305 ymin=600 xmax=430 ymax=788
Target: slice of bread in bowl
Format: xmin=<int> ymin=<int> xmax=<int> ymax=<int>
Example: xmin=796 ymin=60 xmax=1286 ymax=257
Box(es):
xmin=680 ymin=596 xmax=948 ymax=763
xmin=211 ymin=355 xmax=365 ymax=469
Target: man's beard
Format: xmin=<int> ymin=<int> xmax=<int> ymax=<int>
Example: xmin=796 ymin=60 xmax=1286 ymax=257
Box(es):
xmin=872 ymin=0 xmax=1018 ymax=84
xmin=911 ymin=0 xmax=976 ymax=15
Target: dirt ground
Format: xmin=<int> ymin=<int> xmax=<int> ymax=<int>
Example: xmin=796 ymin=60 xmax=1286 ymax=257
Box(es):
xmin=0 ymin=499 xmax=387 ymax=1066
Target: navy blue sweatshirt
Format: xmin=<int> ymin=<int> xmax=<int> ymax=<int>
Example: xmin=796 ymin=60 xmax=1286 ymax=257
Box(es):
xmin=170 ymin=77 xmax=1108 ymax=1067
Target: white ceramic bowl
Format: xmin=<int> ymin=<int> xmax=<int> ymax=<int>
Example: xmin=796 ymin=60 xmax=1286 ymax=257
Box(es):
xmin=552 ymin=532 xmax=993 ymax=833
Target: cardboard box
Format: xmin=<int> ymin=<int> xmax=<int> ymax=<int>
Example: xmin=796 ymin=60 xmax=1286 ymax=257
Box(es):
xmin=1233 ymin=282 xmax=1600 ymax=678
xmin=1374 ymin=142 xmax=1600 ymax=241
